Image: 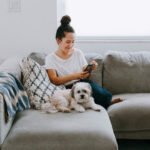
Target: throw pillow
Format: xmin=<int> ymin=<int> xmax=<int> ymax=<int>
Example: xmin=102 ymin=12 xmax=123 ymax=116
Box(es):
xmin=85 ymin=53 xmax=103 ymax=86
xmin=21 ymin=57 xmax=65 ymax=109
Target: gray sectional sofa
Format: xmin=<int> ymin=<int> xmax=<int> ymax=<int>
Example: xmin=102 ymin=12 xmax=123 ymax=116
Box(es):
xmin=1 ymin=51 xmax=150 ymax=150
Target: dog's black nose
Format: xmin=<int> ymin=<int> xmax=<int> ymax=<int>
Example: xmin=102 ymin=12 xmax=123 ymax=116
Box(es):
xmin=81 ymin=95 xmax=84 ymax=99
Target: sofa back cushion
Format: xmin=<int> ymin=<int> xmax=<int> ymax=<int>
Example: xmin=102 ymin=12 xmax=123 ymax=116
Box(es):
xmin=85 ymin=53 xmax=103 ymax=86
xmin=28 ymin=52 xmax=103 ymax=86
xmin=29 ymin=52 xmax=47 ymax=66
xmin=103 ymin=51 xmax=150 ymax=94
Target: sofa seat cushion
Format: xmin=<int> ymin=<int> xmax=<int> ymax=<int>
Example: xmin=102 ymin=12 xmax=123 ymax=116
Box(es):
xmin=108 ymin=93 xmax=150 ymax=139
xmin=2 ymin=109 xmax=117 ymax=150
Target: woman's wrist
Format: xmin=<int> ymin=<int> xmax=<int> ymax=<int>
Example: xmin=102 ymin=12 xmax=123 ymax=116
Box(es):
xmin=72 ymin=73 xmax=80 ymax=80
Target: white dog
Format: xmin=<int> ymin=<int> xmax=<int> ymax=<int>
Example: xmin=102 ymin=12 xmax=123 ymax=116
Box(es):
xmin=48 ymin=82 xmax=101 ymax=113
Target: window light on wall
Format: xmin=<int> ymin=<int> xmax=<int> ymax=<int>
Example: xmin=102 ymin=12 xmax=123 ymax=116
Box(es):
xmin=63 ymin=0 xmax=150 ymax=38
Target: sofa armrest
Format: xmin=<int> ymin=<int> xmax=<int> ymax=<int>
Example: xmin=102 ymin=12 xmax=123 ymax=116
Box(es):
xmin=0 ymin=94 xmax=15 ymax=146
xmin=0 ymin=57 xmax=23 ymax=81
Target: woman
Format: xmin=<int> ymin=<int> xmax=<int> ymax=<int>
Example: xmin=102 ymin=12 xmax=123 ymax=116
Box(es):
xmin=45 ymin=15 xmax=122 ymax=109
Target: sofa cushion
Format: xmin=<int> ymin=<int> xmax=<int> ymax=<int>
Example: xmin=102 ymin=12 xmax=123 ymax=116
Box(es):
xmin=85 ymin=53 xmax=103 ymax=86
xmin=2 ymin=109 xmax=118 ymax=150
xmin=103 ymin=51 xmax=150 ymax=94
xmin=0 ymin=57 xmax=23 ymax=80
xmin=28 ymin=52 xmax=103 ymax=86
xmin=28 ymin=52 xmax=47 ymax=66
xmin=108 ymin=93 xmax=150 ymax=139
xmin=21 ymin=57 xmax=65 ymax=109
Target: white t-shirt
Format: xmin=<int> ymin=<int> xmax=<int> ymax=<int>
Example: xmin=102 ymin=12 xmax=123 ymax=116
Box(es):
xmin=45 ymin=48 xmax=87 ymax=85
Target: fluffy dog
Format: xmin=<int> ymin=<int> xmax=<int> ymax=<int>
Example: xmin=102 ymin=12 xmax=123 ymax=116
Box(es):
xmin=49 ymin=82 xmax=101 ymax=113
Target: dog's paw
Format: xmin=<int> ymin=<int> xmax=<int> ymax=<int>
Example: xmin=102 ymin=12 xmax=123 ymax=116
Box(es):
xmin=46 ymin=108 xmax=58 ymax=113
xmin=63 ymin=108 xmax=71 ymax=113
xmin=57 ymin=106 xmax=71 ymax=113
xmin=76 ymin=105 xmax=85 ymax=113
xmin=93 ymin=104 xmax=101 ymax=111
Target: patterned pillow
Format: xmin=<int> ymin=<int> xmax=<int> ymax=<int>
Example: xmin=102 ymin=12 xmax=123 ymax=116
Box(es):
xmin=21 ymin=57 xmax=65 ymax=109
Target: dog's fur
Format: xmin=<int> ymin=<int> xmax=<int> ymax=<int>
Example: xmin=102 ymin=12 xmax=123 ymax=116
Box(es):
xmin=48 ymin=82 xmax=101 ymax=113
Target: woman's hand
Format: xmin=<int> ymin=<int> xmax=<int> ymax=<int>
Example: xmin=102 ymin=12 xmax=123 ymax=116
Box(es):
xmin=47 ymin=69 xmax=90 ymax=85
xmin=90 ymin=60 xmax=98 ymax=71
xmin=75 ymin=71 xmax=90 ymax=80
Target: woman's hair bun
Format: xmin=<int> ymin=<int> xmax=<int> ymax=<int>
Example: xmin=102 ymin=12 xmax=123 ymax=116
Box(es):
xmin=61 ymin=15 xmax=71 ymax=26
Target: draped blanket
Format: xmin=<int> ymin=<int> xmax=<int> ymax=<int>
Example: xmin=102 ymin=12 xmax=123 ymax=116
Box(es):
xmin=0 ymin=72 xmax=30 ymax=120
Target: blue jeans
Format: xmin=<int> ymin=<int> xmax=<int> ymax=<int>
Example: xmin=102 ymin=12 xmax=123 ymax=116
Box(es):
xmin=66 ymin=79 xmax=112 ymax=109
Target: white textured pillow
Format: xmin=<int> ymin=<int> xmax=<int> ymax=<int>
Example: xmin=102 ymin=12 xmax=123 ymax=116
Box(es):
xmin=21 ymin=57 xmax=65 ymax=109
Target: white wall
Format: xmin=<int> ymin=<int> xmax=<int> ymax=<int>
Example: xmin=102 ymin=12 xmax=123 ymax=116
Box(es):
xmin=0 ymin=0 xmax=57 ymax=60
xmin=1 ymin=0 xmax=150 ymax=60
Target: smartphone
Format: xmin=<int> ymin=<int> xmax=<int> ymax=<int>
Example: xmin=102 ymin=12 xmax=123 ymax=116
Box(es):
xmin=84 ymin=64 xmax=94 ymax=73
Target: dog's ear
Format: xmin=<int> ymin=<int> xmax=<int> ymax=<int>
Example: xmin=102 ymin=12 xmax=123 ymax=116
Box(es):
xmin=86 ymin=83 xmax=92 ymax=96
xmin=70 ymin=84 xmax=76 ymax=98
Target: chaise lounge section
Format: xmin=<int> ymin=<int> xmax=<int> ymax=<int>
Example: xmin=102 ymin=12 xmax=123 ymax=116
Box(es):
xmin=1 ymin=109 xmax=117 ymax=150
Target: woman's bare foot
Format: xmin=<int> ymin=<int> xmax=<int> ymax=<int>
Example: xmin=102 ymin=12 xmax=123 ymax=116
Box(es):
xmin=111 ymin=98 xmax=123 ymax=105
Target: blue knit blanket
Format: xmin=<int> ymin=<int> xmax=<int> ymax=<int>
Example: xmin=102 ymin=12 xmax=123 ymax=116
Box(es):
xmin=0 ymin=72 xmax=30 ymax=119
